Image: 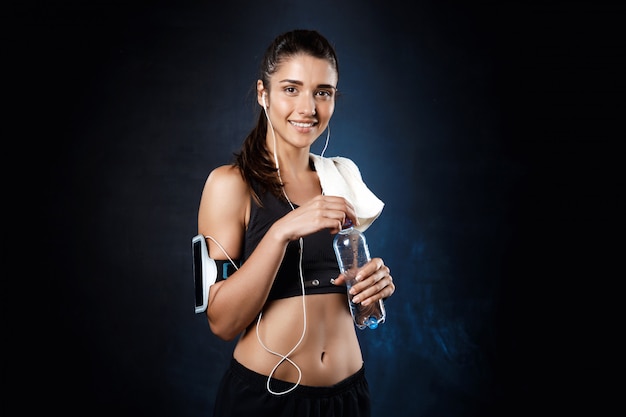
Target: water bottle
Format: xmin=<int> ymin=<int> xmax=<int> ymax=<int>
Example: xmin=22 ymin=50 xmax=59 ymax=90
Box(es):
xmin=333 ymin=224 xmax=386 ymax=329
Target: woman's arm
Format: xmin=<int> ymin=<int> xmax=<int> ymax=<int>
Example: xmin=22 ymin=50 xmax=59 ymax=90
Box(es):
xmin=198 ymin=165 xmax=361 ymax=340
xmin=198 ymin=165 xmax=286 ymax=340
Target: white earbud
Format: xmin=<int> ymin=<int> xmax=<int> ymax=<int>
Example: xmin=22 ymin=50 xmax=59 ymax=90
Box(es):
xmin=262 ymin=92 xmax=267 ymax=109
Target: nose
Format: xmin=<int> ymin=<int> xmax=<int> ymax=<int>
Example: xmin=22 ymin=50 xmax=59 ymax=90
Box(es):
xmin=297 ymin=93 xmax=316 ymax=116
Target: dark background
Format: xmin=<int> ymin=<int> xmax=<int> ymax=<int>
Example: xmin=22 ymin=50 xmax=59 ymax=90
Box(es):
xmin=6 ymin=1 xmax=622 ymax=416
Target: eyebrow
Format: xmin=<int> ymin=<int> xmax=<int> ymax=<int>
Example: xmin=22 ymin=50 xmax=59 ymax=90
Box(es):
xmin=278 ymin=79 xmax=337 ymax=90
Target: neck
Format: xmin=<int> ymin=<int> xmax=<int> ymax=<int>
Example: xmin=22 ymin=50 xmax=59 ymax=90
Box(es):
xmin=269 ymin=143 xmax=312 ymax=177
xmin=279 ymin=153 xmax=311 ymax=176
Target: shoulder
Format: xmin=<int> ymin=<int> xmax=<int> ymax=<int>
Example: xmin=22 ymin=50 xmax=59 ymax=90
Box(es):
xmin=206 ymin=164 xmax=244 ymax=182
xmin=198 ymin=164 xmax=249 ymax=233
xmin=200 ymin=165 xmax=249 ymax=209
xmin=198 ymin=165 xmax=249 ymax=259
xmin=204 ymin=165 xmax=247 ymax=193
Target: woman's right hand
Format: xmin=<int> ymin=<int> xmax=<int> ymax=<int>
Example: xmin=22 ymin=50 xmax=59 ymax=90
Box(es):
xmin=271 ymin=195 xmax=358 ymax=242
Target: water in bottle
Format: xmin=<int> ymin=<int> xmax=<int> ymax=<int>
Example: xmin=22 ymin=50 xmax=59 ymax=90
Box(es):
xmin=333 ymin=224 xmax=386 ymax=329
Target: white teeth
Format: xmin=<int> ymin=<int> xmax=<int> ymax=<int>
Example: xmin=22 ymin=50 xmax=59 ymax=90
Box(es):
xmin=290 ymin=121 xmax=314 ymax=128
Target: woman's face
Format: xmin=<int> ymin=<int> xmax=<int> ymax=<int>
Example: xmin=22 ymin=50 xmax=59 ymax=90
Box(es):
xmin=258 ymin=54 xmax=338 ymax=152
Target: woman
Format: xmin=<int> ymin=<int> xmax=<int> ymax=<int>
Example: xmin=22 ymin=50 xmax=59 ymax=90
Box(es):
xmin=197 ymin=29 xmax=395 ymax=417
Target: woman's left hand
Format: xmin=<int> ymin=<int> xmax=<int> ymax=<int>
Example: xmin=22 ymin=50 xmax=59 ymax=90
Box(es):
xmin=332 ymin=257 xmax=395 ymax=306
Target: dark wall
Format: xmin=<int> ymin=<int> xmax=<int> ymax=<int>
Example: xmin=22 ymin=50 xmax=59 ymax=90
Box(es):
xmin=9 ymin=1 xmax=621 ymax=416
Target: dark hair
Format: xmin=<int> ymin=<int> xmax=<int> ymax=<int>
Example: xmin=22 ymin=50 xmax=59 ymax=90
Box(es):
xmin=233 ymin=29 xmax=339 ymax=202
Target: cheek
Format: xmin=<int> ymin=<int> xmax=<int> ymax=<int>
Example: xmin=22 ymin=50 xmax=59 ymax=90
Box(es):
xmin=270 ymin=100 xmax=291 ymax=118
xmin=320 ymin=102 xmax=335 ymax=119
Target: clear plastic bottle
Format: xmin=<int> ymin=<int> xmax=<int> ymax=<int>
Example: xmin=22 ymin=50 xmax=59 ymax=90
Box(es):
xmin=333 ymin=225 xmax=386 ymax=329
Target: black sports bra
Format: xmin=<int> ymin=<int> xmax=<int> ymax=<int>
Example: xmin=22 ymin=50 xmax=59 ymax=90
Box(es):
xmin=241 ymin=181 xmax=346 ymax=301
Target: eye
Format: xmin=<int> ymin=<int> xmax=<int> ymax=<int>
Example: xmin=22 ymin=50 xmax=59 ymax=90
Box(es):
xmin=316 ymin=90 xmax=333 ymax=98
xmin=284 ymin=86 xmax=298 ymax=95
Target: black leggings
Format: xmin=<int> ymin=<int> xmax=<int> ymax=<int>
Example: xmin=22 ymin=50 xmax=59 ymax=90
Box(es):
xmin=212 ymin=359 xmax=371 ymax=417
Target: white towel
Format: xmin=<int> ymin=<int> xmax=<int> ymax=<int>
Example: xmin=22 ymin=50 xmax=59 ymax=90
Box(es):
xmin=310 ymin=153 xmax=384 ymax=232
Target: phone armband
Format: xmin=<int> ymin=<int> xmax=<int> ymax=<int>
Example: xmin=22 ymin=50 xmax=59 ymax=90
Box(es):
xmin=192 ymin=234 xmax=217 ymax=314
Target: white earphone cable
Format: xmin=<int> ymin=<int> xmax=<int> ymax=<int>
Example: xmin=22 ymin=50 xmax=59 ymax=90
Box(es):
xmin=319 ymin=125 xmax=330 ymax=158
xmin=204 ymin=235 xmax=240 ymax=272
xmin=260 ymin=98 xmax=307 ymax=395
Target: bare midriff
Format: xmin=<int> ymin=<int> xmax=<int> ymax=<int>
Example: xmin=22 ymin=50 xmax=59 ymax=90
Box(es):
xmin=233 ymin=293 xmax=363 ymax=386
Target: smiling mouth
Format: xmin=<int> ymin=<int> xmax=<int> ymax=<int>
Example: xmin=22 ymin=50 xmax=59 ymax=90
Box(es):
xmin=289 ymin=121 xmax=318 ymax=128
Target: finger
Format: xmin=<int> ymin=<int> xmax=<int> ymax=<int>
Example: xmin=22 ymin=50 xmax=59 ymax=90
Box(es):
xmin=355 ymin=258 xmax=387 ymax=281
xmin=331 ymin=273 xmax=345 ymax=286
xmin=310 ymin=196 xmax=357 ymax=224
xmin=353 ymin=272 xmax=394 ymax=305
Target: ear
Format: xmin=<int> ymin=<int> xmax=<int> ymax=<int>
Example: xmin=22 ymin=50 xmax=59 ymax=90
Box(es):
xmin=256 ymin=80 xmax=266 ymax=108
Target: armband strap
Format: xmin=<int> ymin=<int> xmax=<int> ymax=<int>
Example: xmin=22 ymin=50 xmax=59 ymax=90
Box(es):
xmin=215 ymin=259 xmax=239 ymax=279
